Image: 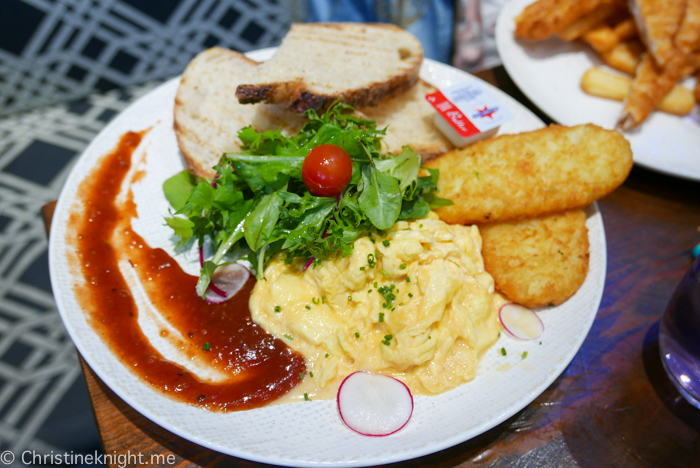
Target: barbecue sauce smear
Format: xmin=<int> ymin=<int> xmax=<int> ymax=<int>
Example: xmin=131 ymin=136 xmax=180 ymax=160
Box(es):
xmin=70 ymin=131 xmax=306 ymax=411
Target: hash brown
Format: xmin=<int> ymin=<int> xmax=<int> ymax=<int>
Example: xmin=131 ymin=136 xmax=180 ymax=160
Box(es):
xmin=427 ymin=124 xmax=633 ymax=225
xmin=480 ymin=209 xmax=590 ymax=308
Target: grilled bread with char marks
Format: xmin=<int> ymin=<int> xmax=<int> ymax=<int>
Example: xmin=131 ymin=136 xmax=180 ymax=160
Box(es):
xmin=175 ymin=47 xmax=451 ymax=178
xmin=235 ymin=23 xmax=424 ymax=114
xmin=174 ymin=47 xmax=304 ymax=179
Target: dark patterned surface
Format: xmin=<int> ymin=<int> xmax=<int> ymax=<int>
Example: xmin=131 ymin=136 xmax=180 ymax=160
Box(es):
xmin=0 ymin=0 xmax=293 ymax=116
xmin=0 ymin=77 xmax=164 ymax=462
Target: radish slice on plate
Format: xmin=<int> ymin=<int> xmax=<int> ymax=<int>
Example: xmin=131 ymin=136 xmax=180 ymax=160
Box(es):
xmin=499 ymin=303 xmax=544 ymax=340
xmin=204 ymin=263 xmax=250 ymax=304
xmin=337 ymin=371 xmax=413 ymax=436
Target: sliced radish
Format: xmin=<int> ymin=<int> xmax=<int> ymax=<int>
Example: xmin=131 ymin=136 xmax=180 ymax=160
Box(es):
xmin=204 ymin=263 xmax=250 ymax=304
xmin=337 ymin=371 xmax=413 ymax=436
xmin=499 ymin=303 xmax=544 ymax=340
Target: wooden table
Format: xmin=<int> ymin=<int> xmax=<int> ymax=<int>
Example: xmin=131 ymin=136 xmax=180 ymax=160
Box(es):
xmin=43 ymin=67 xmax=700 ymax=467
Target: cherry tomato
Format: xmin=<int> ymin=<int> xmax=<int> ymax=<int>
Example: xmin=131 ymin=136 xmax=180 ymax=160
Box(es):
xmin=301 ymin=144 xmax=353 ymax=197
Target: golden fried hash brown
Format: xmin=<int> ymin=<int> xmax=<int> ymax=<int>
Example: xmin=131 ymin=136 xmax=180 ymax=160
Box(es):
xmin=480 ymin=209 xmax=590 ymax=308
xmin=426 ymin=124 xmax=633 ymax=225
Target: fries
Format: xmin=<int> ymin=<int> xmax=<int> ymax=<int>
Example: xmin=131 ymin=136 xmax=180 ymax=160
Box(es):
xmin=581 ymin=68 xmax=630 ymax=100
xmin=600 ymin=40 xmax=645 ymax=74
xmin=515 ymin=0 xmax=699 ymax=129
xmin=583 ymin=26 xmax=619 ymax=53
xmin=613 ymin=18 xmax=638 ymax=42
xmin=582 ymin=15 xmax=642 ymax=56
xmin=582 ymin=67 xmax=695 ymax=115
xmin=558 ymin=4 xmax=619 ymax=41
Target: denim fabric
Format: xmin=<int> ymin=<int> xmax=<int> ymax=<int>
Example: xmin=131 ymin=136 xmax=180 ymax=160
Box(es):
xmin=306 ymin=0 xmax=455 ymax=63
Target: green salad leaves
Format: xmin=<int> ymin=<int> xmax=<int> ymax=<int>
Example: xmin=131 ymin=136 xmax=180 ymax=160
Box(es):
xmin=163 ymin=102 xmax=452 ymax=298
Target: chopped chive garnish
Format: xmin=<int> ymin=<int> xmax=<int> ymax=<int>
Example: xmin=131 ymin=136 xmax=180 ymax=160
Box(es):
xmin=348 ymin=295 xmax=352 ymax=301
xmin=399 ymin=263 xmax=407 ymax=270
xmin=378 ymin=284 xmax=397 ymax=309
xmin=497 ymin=331 xmax=501 ymax=337
xmin=300 ymin=372 xmax=305 ymax=380
xmin=309 ymin=372 xmax=313 ymax=377
xmin=408 ymin=293 xmax=413 ymax=298
xmin=522 ymin=351 xmax=528 ymax=359
xmin=539 ymin=341 xmax=542 ymax=345
xmin=370 ymin=238 xmax=375 ymax=243
xmin=379 ymin=312 xmax=385 ymax=322
xmin=305 ymin=305 xmax=311 ymax=310
xmin=312 ymin=297 xmax=319 ymax=304
xmin=406 ymin=276 xmax=410 ymax=282
xmin=202 ymin=342 xmax=210 ymax=351
xmin=419 ymin=224 xmax=423 ymax=227
xmin=360 ymin=266 xmax=365 ymax=271
xmin=382 ymin=240 xmax=390 ymax=247
xmin=374 ymin=281 xmax=378 ymax=288
xmin=284 ymin=334 xmax=294 ymax=340
xmin=274 ymin=306 xmax=281 ymax=313
xmin=325 ymin=353 xmax=329 ymax=358
xmin=367 ymin=253 xmax=376 ymax=269
xmin=304 ymin=392 xmax=309 ymax=401
xmin=381 ymin=269 xmax=388 ymax=276
xmin=501 ymin=347 xmax=507 ymax=356
xmin=355 ymin=332 xmax=360 ymax=338
xmin=321 ymin=295 xmax=326 ymax=304
xmin=368 ymin=289 xmax=373 ymax=293
xmin=381 ymin=334 xmax=393 ymax=346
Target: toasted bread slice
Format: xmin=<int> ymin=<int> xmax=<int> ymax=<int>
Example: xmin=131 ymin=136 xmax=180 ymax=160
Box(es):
xmin=176 ymin=47 xmax=447 ymax=176
xmin=174 ymin=47 xmax=304 ymax=179
xmin=628 ymin=0 xmax=687 ymax=66
xmin=235 ymin=23 xmax=423 ymax=114
xmin=358 ymin=80 xmax=454 ymax=162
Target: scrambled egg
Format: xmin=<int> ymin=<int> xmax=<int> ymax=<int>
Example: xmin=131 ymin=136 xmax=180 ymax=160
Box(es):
xmin=249 ymin=214 xmax=504 ymax=396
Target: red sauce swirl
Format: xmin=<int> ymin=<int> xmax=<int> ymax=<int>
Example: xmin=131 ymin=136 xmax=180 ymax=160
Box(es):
xmin=69 ymin=131 xmax=305 ymax=411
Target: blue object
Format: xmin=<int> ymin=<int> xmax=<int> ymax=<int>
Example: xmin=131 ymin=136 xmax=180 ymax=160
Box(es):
xmin=692 ymin=242 xmax=700 ymax=259
xmin=660 ymin=254 xmax=700 ymax=409
xmin=306 ymin=0 xmax=455 ymax=63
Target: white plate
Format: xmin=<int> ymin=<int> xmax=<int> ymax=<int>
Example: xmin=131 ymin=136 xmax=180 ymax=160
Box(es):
xmin=496 ymin=0 xmax=700 ymax=181
xmin=49 ymin=49 xmax=606 ymax=467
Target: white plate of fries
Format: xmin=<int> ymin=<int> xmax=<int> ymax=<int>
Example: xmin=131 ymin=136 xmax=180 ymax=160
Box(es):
xmin=496 ymin=0 xmax=700 ymax=181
